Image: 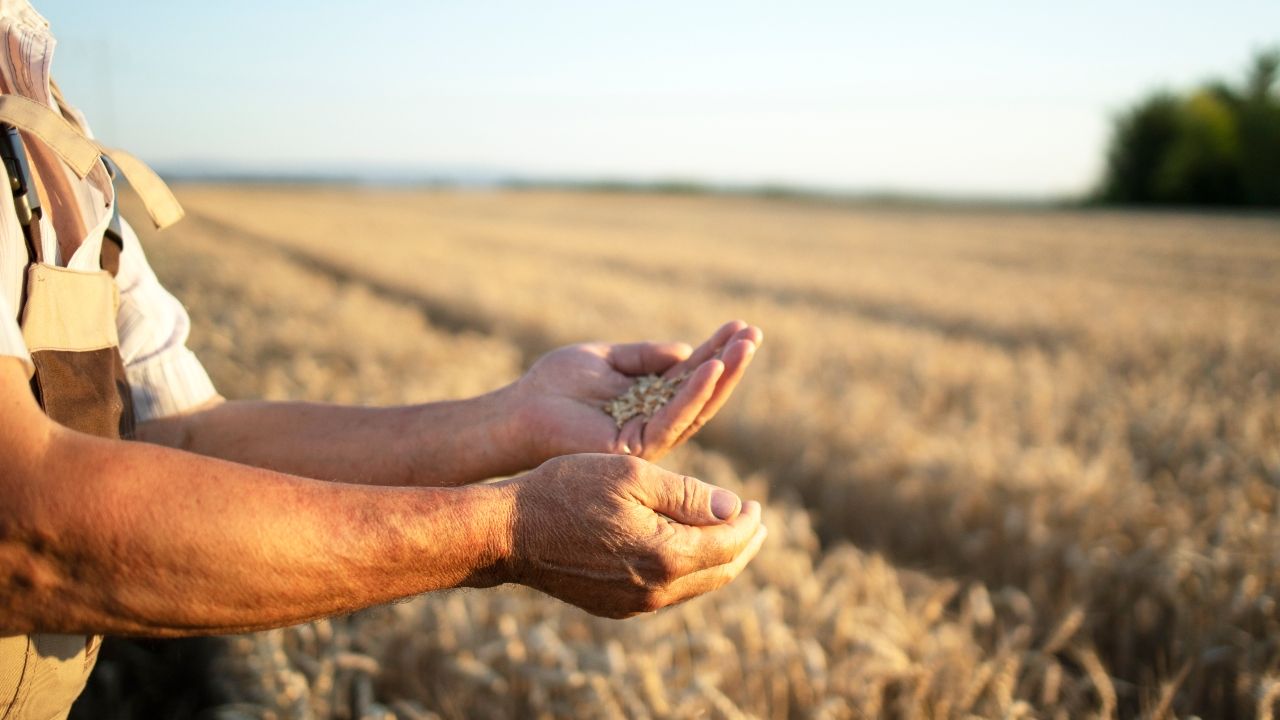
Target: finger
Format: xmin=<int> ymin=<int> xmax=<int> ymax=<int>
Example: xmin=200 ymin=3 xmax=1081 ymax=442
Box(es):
xmin=630 ymin=467 xmax=745 ymax=527
xmin=660 ymin=523 xmax=768 ymax=607
xmin=676 ymin=336 xmax=758 ymax=445
xmin=639 ymin=359 xmax=722 ymax=459
xmin=667 ymin=500 xmax=762 ymax=572
xmin=663 ymin=320 xmax=748 ymax=379
xmin=615 ymin=415 xmax=644 ymax=455
xmin=607 ymin=341 xmax=693 ymax=376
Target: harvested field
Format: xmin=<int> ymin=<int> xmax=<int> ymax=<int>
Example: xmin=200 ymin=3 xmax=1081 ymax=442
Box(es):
xmin=84 ymin=188 xmax=1280 ymax=719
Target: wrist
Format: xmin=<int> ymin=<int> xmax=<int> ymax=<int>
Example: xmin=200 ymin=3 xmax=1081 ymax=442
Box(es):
xmin=399 ymin=384 xmax=538 ymax=486
xmin=455 ymin=481 xmax=518 ymax=588
xmin=492 ymin=381 xmax=551 ymax=471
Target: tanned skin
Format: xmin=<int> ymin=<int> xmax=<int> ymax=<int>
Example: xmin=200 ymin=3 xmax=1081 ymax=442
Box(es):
xmin=0 ymin=321 xmax=766 ymax=634
xmin=136 ymin=321 xmax=762 ymax=486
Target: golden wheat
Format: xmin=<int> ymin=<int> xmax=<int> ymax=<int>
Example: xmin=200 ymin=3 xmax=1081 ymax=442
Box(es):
xmin=86 ymin=187 xmax=1280 ymax=719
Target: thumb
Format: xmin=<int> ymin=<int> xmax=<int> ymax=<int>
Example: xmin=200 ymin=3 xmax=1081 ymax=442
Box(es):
xmin=633 ymin=467 xmax=742 ymax=526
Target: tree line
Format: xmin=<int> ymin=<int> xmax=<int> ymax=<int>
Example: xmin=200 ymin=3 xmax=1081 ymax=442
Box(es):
xmin=1098 ymin=49 xmax=1280 ymax=207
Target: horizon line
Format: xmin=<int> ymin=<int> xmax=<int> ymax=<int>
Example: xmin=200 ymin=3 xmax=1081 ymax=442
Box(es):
xmin=156 ymin=164 xmax=1083 ymax=207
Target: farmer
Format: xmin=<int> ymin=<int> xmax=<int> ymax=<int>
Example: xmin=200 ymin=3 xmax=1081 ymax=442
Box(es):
xmin=0 ymin=3 xmax=765 ymax=718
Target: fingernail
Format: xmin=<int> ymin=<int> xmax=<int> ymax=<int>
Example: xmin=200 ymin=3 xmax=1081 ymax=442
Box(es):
xmin=710 ymin=489 xmax=740 ymax=520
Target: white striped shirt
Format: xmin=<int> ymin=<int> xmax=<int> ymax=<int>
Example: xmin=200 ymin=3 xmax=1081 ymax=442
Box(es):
xmin=0 ymin=0 xmax=216 ymax=421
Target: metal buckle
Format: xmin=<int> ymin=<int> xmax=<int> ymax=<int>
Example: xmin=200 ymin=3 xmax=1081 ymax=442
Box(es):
xmin=98 ymin=154 xmax=123 ymax=245
xmin=0 ymin=123 xmax=41 ymax=227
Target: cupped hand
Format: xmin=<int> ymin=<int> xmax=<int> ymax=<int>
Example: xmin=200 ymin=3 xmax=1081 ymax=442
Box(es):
xmin=512 ymin=320 xmax=762 ymax=463
xmin=497 ymin=453 xmax=767 ymax=618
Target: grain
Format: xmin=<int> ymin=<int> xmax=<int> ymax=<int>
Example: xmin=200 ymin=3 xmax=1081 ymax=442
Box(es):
xmin=88 ymin=187 xmax=1280 ymax=720
xmin=602 ymin=371 xmax=689 ymax=428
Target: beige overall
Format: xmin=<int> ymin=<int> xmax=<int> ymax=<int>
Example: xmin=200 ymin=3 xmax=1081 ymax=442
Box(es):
xmin=0 ymin=90 xmax=180 ymax=720
xmin=0 ymin=237 xmax=133 ymax=717
xmin=0 ymin=232 xmax=133 ymax=720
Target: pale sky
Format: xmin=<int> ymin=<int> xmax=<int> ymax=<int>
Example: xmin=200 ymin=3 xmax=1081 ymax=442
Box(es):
xmin=33 ymin=1 xmax=1280 ymax=198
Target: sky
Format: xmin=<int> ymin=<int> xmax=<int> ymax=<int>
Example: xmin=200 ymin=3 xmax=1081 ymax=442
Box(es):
xmin=31 ymin=1 xmax=1280 ymax=199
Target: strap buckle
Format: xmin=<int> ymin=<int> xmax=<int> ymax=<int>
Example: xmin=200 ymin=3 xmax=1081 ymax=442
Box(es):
xmin=100 ymin=154 xmax=124 ymax=246
xmin=0 ymin=123 xmax=41 ymax=227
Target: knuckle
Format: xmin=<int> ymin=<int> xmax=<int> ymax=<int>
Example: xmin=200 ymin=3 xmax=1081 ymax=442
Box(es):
xmin=709 ymin=539 xmax=737 ymax=567
xmin=599 ymin=453 xmax=645 ymax=486
xmin=613 ymin=453 xmax=646 ymax=476
xmin=680 ymin=475 xmax=705 ymax=517
xmin=634 ymin=546 xmax=679 ymax=587
xmin=638 ymin=589 xmax=666 ymax=614
xmin=717 ymin=563 xmax=740 ymax=585
xmin=542 ymin=454 xmax=577 ymax=477
xmin=700 ymin=569 xmax=733 ymax=596
xmin=654 ymin=550 xmax=682 ymax=584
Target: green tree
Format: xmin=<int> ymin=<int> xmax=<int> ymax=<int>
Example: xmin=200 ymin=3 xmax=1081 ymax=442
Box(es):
xmin=1237 ymin=51 xmax=1280 ymax=204
xmin=1098 ymin=49 xmax=1279 ymax=207
xmin=1100 ymin=93 xmax=1182 ymax=203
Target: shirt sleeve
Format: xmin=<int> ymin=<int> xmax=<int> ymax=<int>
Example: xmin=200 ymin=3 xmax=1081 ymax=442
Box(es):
xmin=0 ymin=290 xmax=33 ymax=377
xmin=114 ymin=217 xmax=219 ymax=421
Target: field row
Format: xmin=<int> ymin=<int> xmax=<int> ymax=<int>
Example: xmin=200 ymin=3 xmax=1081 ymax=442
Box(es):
xmin=119 ymin=188 xmax=1280 ymax=717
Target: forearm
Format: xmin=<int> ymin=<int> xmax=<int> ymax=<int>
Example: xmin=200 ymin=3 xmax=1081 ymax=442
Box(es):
xmin=2 ymin=424 xmax=513 ymax=637
xmin=136 ymin=387 xmax=534 ymax=487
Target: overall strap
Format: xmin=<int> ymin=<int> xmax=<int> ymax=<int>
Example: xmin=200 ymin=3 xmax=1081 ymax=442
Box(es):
xmin=0 ymin=94 xmax=100 ymax=178
xmin=99 ymin=147 xmax=185 ymax=230
xmin=0 ymin=89 xmax=186 ymax=232
xmin=50 ymin=79 xmax=186 ymax=231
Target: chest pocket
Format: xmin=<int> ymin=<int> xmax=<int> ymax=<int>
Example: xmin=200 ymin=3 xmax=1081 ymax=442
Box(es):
xmin=20 ymin=261 xmax=133 ymax=439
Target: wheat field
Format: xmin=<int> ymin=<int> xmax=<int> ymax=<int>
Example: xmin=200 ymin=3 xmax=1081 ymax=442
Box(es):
xmin=85 ymin=187 xmax=1280 ymax=719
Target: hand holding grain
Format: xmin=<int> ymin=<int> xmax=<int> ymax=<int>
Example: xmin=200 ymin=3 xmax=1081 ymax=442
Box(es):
xmin=497 ymin=453 xmax=766 ymax=618
xmin=513 ymin=320 xmax=763 ymax=463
